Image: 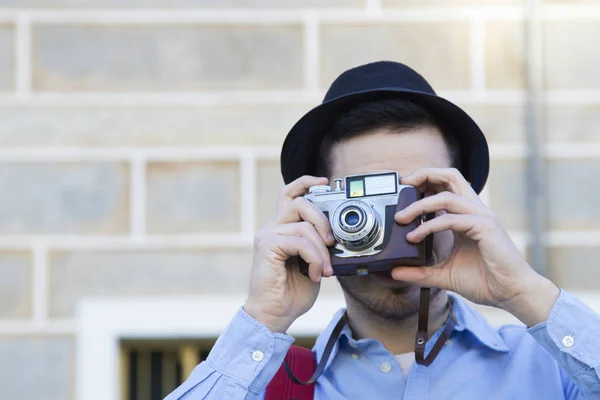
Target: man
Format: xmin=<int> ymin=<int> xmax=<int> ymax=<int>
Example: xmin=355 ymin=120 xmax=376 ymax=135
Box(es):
xmin=167 ymin=61 xmax=600 ymax=399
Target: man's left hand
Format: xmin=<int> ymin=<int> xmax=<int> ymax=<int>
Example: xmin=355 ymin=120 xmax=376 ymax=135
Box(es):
xmin=392 ymin=167 xmax=560 ymax=327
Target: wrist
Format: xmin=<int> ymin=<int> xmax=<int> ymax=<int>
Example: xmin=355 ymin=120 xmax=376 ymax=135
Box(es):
xmin=501 ymin=274 xmax=560 ymax=327
xmin=243 ymin=300 xmax=294 ymax=334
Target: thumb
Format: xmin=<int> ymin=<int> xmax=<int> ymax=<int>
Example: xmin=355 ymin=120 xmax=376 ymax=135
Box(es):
xmin=390 ymin=266 xmax=449 ymax=290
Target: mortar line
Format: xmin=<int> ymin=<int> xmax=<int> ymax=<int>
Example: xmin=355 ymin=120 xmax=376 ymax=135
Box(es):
xmin=0 ymin=320 xmax=76 ymax=335
xmin=0 ymin=90 xmax=324 ymax=106
xmin=0 ymin=89 xmax=531 ymax=106
xmin=32 ymin=241 xmax=48 ymax=324
xmin=303 ymin=15 xmax=320 ymax=92
xmin=15 ymin=13 xmax=31 ymax=99
xmin=0 ymin=7 xmax=526 ymax=23
xmin=365 ymin=0 xmax=383 ymax=16
xmin=469 ymin=15 xmax=486 ymax=93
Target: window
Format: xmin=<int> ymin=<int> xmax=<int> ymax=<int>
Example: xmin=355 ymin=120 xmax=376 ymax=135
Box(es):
xmin=120 ymin=337 xmax=317 ymax=399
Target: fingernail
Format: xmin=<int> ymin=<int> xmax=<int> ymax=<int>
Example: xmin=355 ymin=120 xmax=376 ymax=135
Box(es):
xmin=326 ymin=265 xmax=333 ymax=275
xmin=327 ymin=233 xmax=335 ymax=242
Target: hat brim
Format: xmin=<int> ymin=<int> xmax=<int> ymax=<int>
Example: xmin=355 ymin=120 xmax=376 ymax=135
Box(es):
xmin=280 ymin=88 xmax=489 ymax=194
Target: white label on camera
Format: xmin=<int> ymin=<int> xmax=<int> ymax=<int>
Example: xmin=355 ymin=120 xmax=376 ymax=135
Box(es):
xmin=365 ymin=174 xmax=396 ymax=195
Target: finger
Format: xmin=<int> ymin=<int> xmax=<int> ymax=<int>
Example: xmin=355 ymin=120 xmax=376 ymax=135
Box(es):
xmin=275 ymin=222 xmax=333 ymax=277
xmin=395 ymin=191 xmax=493 ymax=224
xmin=278 ymin=175 xmax=329 ymax=210
xmin=275 ymin=197 xmax=334 ymax=245
xmin=272 ymin=235 xmax=324 ymax=283
xmin=401 ymin=168 xmax=480 ymax=202
xmin=406 ymin=213 xmax=496 ymax=243
xmin=390 ymin=265 xmax=450 ymax=290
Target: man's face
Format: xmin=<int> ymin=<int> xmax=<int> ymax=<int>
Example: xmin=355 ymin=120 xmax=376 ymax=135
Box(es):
xmin=329 ymin=126 xmax=454 ymax=320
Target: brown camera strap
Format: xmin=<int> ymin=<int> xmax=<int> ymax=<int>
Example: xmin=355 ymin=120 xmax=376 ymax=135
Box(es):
xmin=415 ymin=287 xmax=456 ymax=366
xmin=283 ymin=311 xmax=348 ymax=385
xmin=283 ymin=287 xmax=455 ymax=384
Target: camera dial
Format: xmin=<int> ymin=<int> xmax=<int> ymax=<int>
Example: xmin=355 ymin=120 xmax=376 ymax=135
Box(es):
xmin=308 ymin=185 xmax=332 ymax=194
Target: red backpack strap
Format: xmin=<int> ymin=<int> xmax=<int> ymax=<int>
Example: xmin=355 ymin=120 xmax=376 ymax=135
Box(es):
xmin=265 ymin=346 xmax=316 ymax=400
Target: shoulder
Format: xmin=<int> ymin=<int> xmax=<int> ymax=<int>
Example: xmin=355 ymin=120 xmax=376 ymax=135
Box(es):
xmin=496 ymin=323 xmax=556 ymax=361
xmin=497 ymin=323 xmax=532 ymax=345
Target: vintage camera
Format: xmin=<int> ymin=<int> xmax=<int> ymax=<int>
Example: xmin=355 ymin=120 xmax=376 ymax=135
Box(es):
xmin=305 ymin=171 xmax=432 ymax=276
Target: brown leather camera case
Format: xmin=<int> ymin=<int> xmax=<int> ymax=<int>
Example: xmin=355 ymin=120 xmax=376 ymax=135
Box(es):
xmin=330 ymin=186 xmax=432 ymax=276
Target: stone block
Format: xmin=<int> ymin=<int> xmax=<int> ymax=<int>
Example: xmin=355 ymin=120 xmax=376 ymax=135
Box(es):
xmin=545 ymin=105 xmax=600 ymax=143
xmin=544 ymin=21 xmax=600 ymax=89
xmin=320 ymin=23 xmax=470 ymax=90
xmin=0 ymin=252 xmax=31 ymax=319
xmin=0 ymin=25 xmax=14 ymax=91
xmin=547 ymin=160 xmax=600 ymax=230
xmin=487 ymin=159 xmax=528 ymax=231
xmin=485 ymin=22 xmax=526 ymax=89
xmin=256 ymin=160 xmax=283 ymax=229
xmin=146 ymin=162 xmax=240 ymax=234
xmin=49 ymin=250 xmax=253 ymax=317
xmin=0 ymin=163 xmax=129 ymax=234
xmin=0 ymin=337 xmax=73 ymax=400
xmin=549 ymin=247 xmax=600 ymax=290
xmin=33 ymin=25 xmax=303 ymax=91
xmin=459 ymin=104 xmax=525 ymax=143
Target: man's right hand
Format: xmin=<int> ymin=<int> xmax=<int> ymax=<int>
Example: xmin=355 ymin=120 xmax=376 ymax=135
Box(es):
xmin=243 ymin=175 xmax=336 ymax=333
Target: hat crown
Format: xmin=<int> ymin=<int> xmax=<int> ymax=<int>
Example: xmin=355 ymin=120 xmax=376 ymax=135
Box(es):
xmin=324 ymin=61 xmax=436 ymax=102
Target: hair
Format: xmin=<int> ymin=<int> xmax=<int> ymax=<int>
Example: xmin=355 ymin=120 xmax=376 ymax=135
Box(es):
xmin=314 ymin=97 xmax=461 ymax=178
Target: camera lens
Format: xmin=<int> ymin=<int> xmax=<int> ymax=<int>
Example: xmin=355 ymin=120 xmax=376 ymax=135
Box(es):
xmin=332 ymin=200 xmax=381 ymax=251
xmin=339 ymin=207 xmax=365 ymax=233
xmin=344 ymin=211 xmax=360 ymax=227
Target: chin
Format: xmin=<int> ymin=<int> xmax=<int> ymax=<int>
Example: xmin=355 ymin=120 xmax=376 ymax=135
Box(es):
xmin=337 ymin=272 xmax=423 ymax=320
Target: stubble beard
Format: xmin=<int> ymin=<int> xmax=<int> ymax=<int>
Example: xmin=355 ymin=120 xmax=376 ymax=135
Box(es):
xmin=337 ymin=275 xmax=425 ymax=321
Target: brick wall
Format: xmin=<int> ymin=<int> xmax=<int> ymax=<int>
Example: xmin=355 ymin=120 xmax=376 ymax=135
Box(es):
xmin=0 ymin=1 xmax=599 ymax=399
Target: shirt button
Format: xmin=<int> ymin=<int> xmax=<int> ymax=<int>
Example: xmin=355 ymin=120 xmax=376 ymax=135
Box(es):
xmin=351 ymin=353 xmax=360 ymax=360
xmin=562 ymin=335 xmax=575 ymax=348
xmin=251 ymin=350 xmax=264 ymax=362
xmin=380 ymin=362 xmax=392 ymax=373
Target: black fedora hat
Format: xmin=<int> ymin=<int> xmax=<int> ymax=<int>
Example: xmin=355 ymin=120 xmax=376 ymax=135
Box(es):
xmin=280 ymin=61 xmax=489 ymax=194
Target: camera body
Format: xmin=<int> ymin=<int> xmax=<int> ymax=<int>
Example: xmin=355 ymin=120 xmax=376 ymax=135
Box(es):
xmin=305 ymin=171 xmax=432 ymax=276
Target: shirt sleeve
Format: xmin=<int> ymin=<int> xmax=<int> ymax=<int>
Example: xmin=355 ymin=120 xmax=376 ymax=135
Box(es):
xmin=164 ymin=307 xmax=295 ymax=400
xmin=528 ymin=290 xmax=600 ymax=399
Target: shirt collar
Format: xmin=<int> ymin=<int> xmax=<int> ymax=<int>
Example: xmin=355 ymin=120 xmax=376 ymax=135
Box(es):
xmin=314 ymin=294 xmax=509 ymax=370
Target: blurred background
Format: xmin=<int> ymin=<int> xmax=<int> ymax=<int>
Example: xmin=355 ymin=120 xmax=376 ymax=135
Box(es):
xmin=0 ymin=0 xmax=599 ymax=399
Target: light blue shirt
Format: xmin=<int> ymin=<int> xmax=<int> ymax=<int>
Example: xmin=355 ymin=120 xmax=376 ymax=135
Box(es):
xmin=166 ymin=290 xmax=600 ymax=399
